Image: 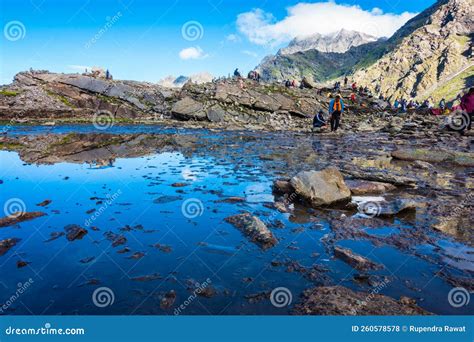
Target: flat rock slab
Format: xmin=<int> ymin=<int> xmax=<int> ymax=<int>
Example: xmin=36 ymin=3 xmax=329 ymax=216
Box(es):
xmin=225 ymin=213 xmax=277 ymax=250
xmin=294 ymin=286 xmax=431 ymax=315
xmin=291 ymin=168 xmax=351 ymax=207
xmin=0 ymin=212 xmax=46 ymax=228
xmin=341 ymin=168 xmax=417 ymax=186
xmin=346 ymin=179 xmax=396 ymax=195
xmin=334 ymin=246 xmax=383 ymax=271
xmin=392 ymin=149 xmax=474 ymax=167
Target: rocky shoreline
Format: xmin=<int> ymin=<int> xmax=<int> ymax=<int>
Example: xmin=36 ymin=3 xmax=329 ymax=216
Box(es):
xmin=1 ymin=70 xmax=469 ymax=134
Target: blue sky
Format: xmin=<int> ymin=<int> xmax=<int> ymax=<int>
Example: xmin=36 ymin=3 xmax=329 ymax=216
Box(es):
xmin=0 ymin=0 xmax=436 ymax=84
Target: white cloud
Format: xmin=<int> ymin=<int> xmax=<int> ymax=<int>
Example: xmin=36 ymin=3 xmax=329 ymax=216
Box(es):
xmin=237 ymin=1 xmax=417 ymax=46
xmin=179 ymin=46 xmax=208 ymax=60
xmin=226 ymin=34 xmax=241 ymax=42
xmin=241 ymin=50 xmax=259 ymax=58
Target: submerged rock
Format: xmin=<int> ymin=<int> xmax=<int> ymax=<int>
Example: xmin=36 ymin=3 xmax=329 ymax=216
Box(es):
xmin=160 ymin=290 xmax=177 ymax=309
xmin=0 ymin=238 xmax=20 ymax=256
xmin=334 ymin=246 xmax=383 ymax=271
xmin=104 ymin=231 xmax=127 ymax=247
xmin=36 ymin=199 xmax=52 ymax=207
xmin=290 ymin=168 xmax=351 ymax=207
xmin=132 ymin=272 xmax=162 ymax=282
xmin=0 ymin=212 xmax=46 ymax=228
xmin=294 ymin=286 xmax=431 ymax=315
xmin=225 ymin=213 xmax=277 ymax=250
xmin=153 ymin=195 xmax=183 ymax=204
xmin=17 ymin=260 xmax=31 ymax=268
xmin=64 ymin=224 xmax=88 ymax=241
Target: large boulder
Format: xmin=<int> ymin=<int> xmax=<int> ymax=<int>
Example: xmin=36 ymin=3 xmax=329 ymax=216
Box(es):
xmin=171 ymin=97 xmax=207 ymax=121
xmin=290 ymin=168 xmax=351 ymax=207
xmin=225 ymin=213 xmax=277 ymax=250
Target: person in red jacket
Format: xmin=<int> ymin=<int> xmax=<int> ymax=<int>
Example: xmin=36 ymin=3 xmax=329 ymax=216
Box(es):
xmin=460 ymin=88 xmax=474 ymax=130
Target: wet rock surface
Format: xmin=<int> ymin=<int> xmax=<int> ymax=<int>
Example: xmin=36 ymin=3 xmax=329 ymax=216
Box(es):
xmin=64 ymin=225 xmax=88 ymax=241
xmin=294 ymin=286 xmax=431 ymax=315
xmin=225 ymin=213 xmax=277 ymax=250
xmin=334 ymin=246 xmax=383 ymax=271
xmin=0 ymin=238 xmax=20 ymax=256
xmin=0 ymin=212 xmax=46 ymax=228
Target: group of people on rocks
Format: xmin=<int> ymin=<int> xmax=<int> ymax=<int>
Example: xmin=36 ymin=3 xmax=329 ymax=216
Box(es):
xmin=247 ymin=70 xmax=261 ymax=82
xmin=230 ymin=69 xmax=472 ymax=133
xmin=312 ymin=81 xmax=473 ymax=133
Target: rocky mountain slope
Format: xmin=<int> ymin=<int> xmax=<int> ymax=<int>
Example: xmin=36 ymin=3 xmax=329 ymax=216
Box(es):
xmin=256 ymin=0 xmax=473 ymax=100
xmin=256 ymin=40 xmax=385 ymax=83
xmin=279 ymin=29 xmax=378 ymax=55
xmin=157 ymin=72 xmax=214 ymax=88
xmin=353 ymin=0 xmax=473 ymax=101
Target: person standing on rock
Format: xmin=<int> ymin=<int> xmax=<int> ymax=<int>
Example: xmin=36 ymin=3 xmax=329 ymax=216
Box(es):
xmin=329 ymin=94 xmax=344 ymax=132
xmin=344 ymin=76 xmax=348 ymax=87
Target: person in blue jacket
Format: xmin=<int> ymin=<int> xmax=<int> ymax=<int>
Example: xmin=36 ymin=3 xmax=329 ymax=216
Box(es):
xmin=312 ymin=110 xmax=327 ymax=132
xmin=329 ymin=94 xmax=344 ymax=132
